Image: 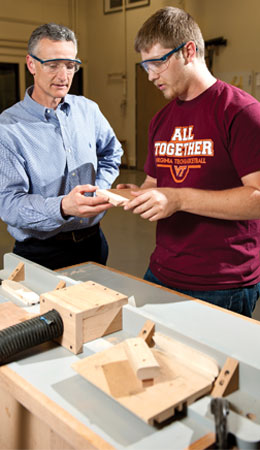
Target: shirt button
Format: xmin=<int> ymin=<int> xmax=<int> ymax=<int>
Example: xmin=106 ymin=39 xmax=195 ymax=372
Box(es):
xmin=67 ymin=148 xmax=71 ymax=153
xmin=72 ymin=172 xmax=76 ymax=176
xmin=47 ymin=109 xmax=50 ymax=114
xmin=80 ymin=220 xmax=83 ymax=224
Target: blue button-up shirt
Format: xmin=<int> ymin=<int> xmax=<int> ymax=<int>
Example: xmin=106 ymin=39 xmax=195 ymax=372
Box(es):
xmin=0 ymin=88 xmax=123 ymax=241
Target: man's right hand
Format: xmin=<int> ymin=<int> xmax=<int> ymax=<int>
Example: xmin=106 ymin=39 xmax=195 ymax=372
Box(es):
xmin=61 ymin=184 xmax=113 ymax=218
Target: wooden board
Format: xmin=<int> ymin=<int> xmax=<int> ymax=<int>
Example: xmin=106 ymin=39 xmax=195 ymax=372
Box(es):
xmin=96 ymin=188 xmax=138 ymax=206
xmin=0 ymin=302 xmax=33 ymax=330
xmin=72 ymin=333 xmax=219 ymax=425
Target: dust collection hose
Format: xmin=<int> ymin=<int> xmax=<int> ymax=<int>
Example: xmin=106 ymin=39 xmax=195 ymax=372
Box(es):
xmin=0 ymin=309 xmax=64 ymax=365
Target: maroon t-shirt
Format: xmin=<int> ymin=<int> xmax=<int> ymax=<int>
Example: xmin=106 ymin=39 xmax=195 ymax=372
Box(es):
xmin=144 ymin=80 xmax=260 ymax=290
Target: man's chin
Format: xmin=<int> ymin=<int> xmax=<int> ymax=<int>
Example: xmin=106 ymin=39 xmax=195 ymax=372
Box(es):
xmin=162 ymin=90 xmax=175 ymax=101
xmin=52 ymin=86 xmax=69 ymax=96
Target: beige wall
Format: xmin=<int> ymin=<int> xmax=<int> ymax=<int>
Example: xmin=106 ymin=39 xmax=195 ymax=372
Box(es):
xmin=0 ymin=0 xmax=260 ymax=167
xmin=83 ymin=0 xmax=260 ymax=167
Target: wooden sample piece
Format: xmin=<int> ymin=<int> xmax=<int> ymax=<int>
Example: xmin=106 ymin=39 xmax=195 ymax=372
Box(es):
xmin=0 ymin=302 xmax=33 ymax=330
xmin=2 ymin=280 xmax=40 ymax=305
xmin=96 ymin=188 xmax=137 ymax=206
xmin=72 ymin=332 xmax=219 ymax=425
xmin=40 ymin=281 xmax=128 ymax=354
xmin=211 ymin=357 xmax=239 ymax=397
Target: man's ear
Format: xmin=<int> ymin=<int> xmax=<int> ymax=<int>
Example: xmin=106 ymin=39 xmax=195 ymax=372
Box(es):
xmin=26 ymin=54 xmax=36 ymax=75
xmin=184 ymin=41 xmax=197 ymax=62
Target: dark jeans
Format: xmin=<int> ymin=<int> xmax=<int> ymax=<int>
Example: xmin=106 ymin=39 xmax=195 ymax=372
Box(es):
xmin=144 ymin=267 xmax=260 ymax=317
xmin=13 ymin=227 xmax=108 ymax=271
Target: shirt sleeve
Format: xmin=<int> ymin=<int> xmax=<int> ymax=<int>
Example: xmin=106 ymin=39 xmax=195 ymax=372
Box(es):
xmin=229 ymin=102 xmax=260 ymax=178
xmin=0 ymin=140 xmax=69 ymax=232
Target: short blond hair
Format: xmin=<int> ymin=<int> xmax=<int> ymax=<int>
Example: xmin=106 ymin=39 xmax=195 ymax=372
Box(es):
xmin=135 ymin=6 xmax=205 ymax=59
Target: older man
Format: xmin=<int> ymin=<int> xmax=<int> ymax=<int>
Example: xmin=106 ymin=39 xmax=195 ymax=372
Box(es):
xmin=0 ymin=23 xmax=122 ymax=269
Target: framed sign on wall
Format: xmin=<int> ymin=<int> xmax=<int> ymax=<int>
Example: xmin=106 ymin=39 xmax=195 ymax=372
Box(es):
xmin=104 ymin=0 xmax=150 ymax=14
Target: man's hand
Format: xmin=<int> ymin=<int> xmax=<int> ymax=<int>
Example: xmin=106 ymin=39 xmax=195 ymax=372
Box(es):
xmin=61 ymin=184 xmax=113 ymax=218
xmin=124 ymin=188 xmax=181 ymax=221
xmin=116 ymin=183 xmax=139 ymax=190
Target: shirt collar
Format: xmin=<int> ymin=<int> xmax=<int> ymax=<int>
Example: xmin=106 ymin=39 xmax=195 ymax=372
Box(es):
xmin=24 ymin=86 xmax=71 ymax=120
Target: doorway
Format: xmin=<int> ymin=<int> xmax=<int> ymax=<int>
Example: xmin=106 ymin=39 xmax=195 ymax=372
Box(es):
xmin=135 ymin=63 xmax=169 ymax=170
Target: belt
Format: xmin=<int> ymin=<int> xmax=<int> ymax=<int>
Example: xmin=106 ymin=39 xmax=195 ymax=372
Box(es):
xmin=53 ymin=224 xmax=100 ymax=243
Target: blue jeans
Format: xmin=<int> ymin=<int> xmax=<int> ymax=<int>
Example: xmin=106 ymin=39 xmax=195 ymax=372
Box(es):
xmin=144 ymin=267 xmax=260 ymax=317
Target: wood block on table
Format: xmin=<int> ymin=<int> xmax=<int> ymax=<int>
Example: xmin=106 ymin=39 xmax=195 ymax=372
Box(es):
xmin=96 ymin=188 xmax=138 ymax=206
xmin=40 ymin=281 xmax=128 ymax=354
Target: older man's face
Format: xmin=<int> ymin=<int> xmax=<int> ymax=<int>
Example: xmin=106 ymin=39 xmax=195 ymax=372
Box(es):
xmin=27 ymin=38 xmax=77 ymax=108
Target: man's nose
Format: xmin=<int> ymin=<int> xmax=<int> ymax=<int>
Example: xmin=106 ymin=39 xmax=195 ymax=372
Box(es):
xmin=56 ymin=64 xmax=68 ymax=77
xmin=148 ymin=69 xmax=159 ymax=82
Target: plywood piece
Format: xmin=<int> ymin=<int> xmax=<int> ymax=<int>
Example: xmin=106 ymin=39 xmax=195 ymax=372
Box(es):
xmin=72 ymin=334 xmax=218 ymax=425
xmin=124 ymin=337 xmax=160 ymax=380
xmin=96 ymin=188 xmax=138 ymax=206
xmin=40 ymin=281 xmax=128 ymax=353
xmin=211 ymin=357 xmax=239 ymax=397
xmin=185 ymin=432 xmax=216 ymax=450
xmin=138 ymin=320 xmax=155 ymax=347
xmin=154 ymin=333 xmax=219 ymax=381
xmin=7 ymin=262 xmax=25 ymax=282
xmin=2 ymin=280 xmax=40 ymax=305
xmin=0 ymin=302 xmax=33 ymax=330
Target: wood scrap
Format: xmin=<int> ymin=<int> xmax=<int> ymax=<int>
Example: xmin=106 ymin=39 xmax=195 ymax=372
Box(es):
xmin=96 ymin=188 xmax=137 ymax=206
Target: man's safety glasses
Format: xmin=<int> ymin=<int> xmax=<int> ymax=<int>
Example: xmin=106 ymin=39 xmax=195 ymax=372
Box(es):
xmin=140 ymin=43 xmax=186 ymax=74
xmin=30 ymin=54 xmax=82 ymax=73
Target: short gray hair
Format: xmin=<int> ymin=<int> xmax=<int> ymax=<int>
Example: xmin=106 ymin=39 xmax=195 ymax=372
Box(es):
xmin=28 ymin=23 xmax=78 ymax=55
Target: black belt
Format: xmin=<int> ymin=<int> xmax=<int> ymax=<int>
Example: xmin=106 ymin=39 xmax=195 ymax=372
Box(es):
xmin=52 ymin=223 xmax=100 ymax=243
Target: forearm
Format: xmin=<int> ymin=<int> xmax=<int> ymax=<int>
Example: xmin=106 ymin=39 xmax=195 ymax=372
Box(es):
xmin=178 ymin=185 xmax=260 ymax=220
xmin=140 ymin=175 xmax=157 ymax=190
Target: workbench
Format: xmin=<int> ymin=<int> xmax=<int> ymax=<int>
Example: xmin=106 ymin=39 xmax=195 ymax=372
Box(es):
xmin=0 ymin=253 xmax=260 ymax=449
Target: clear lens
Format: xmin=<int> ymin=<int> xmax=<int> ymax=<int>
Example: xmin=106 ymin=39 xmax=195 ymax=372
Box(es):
xmin=42 ymin=61 xmax=79 ymax=73
xmin=142 ymin=59 xmax=168 ymax=74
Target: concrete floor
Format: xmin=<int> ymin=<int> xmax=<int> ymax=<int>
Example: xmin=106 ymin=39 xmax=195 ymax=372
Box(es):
xmin=1 ymin=168 xmax=260 ymax=320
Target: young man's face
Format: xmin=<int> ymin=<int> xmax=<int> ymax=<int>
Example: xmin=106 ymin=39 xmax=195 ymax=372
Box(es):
xmin=27 ymin=38 xmax=77 ymax=107
xmin=141 ymin=42 xmax=190 ymax=101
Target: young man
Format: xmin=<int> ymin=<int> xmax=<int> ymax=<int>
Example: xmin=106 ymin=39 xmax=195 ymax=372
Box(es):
xmin=0 ymin=23 xmax=122 ymax=270
xmin=118 ymin=7 xmax=260 ymax=316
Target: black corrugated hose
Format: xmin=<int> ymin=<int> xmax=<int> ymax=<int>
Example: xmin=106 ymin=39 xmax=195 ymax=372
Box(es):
xmin=0 ymin=309 xmax=64 ymax=365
